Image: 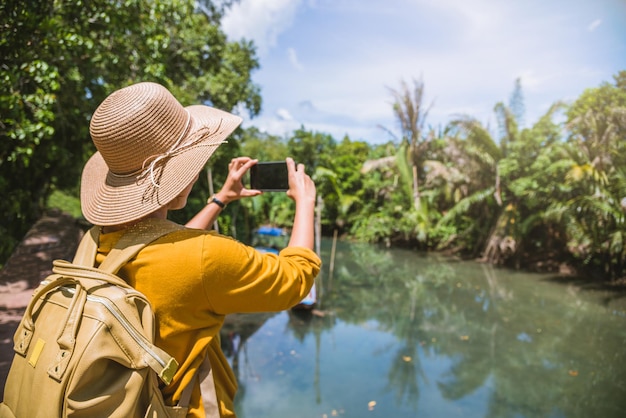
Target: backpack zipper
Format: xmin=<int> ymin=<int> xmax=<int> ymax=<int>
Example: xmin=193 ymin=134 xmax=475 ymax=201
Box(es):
xmin=43 ymin=281 xmax=170 ymax=369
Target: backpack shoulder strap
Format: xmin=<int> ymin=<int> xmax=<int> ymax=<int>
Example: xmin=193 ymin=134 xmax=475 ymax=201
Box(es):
xmin=72 ymin=226 xmax=100 ymax=267
xmin=72 ymin=218 xmax=183 ymax=273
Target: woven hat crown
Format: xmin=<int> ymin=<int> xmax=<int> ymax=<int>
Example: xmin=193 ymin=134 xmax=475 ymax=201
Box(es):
xmin=89 ymin=82 xmax=190 ymax=175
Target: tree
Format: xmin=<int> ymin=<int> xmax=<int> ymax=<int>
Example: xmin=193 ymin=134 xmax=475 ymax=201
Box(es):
xmin=325 ymin=136 xmax=369 ymax=232
xmin=287 ymin=126 xmax=336 ymax=172
xmin=286 ymin=128 xmax=343 ymax=241
xmin=354 ymin=79 xmax=437 ymax=247
xmin=384 ymin=78 xmax=434 ymax=210
xmin=566 ymin=70 xmax=626 ymax=151
xmin=439 ymin=81 xmax=566 ymax=267
xmin=547 ymin=71 xmax=626 ymax=279
xmin=0 ymin=0 xmax=261 ymax=263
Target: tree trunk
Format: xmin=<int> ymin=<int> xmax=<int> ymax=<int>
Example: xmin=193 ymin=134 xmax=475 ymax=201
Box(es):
xmin=412 ymin=164 xmax=420 ymax=211
xmin=494 ymin=165 xmax=502 ymax=207
xmin=479 ymin=209 xmax=516 ymax=265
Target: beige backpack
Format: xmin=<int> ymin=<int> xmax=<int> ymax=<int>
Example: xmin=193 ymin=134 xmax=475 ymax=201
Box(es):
xmin=0 ymin=220 xmax=210 ymax=418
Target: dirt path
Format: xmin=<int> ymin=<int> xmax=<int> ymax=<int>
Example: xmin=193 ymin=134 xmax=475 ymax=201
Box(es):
xmin=0 ymin=210 xmax=85 ymax=399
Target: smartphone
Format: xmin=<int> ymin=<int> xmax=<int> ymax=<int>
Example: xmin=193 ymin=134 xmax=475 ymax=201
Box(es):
xmin=250 ymin=161 xmax=289 ymax=192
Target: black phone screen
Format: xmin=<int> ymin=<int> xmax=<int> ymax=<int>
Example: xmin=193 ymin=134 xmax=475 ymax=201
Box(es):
xmin=250 ymin=161 xmax=289 ymax=191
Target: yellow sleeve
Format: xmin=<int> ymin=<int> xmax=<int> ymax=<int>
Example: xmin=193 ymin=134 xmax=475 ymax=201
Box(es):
xmin=200 ymin=234 xmax=321 ymax=314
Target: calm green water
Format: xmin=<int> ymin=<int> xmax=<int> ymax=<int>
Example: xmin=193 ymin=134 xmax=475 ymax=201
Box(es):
xmin=220 ymin=240 xmax=626 ymax=418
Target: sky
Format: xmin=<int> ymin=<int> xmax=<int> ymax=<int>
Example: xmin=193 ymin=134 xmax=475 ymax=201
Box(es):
xmin=221 ymin=0 xmax=626 ymax=144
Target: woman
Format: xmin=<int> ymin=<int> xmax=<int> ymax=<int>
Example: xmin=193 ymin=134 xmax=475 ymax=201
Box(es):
xmin=81 ymin=82 xmax=320 ymax=417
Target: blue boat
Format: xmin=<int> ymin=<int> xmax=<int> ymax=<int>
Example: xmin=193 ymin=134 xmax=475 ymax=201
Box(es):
xmin=251 ymin=226 xmax=289 ymax=255
xmin=252 ymin=226 xmax=317 ymax=310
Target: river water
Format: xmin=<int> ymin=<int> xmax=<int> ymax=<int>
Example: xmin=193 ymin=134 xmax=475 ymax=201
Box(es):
xmin=220 ymin=239 xmax=626 ymax=418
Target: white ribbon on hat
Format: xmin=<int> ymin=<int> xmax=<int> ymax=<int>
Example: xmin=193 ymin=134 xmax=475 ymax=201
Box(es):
xmin=142 ymin=109 xmax=193 ymax=188
xmin=111 ymin=110 xmax=227 ymax=188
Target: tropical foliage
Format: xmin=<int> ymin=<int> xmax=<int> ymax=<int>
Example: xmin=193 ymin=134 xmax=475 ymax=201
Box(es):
xmin=1 ymin=1 xmax=625 ymax=280
xmin=1 ymin=0 xmax=260 ymax=258
xmin=236 ymin=72 xmax=626 ymax=280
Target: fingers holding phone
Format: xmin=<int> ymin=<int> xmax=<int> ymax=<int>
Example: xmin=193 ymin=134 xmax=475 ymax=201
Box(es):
xmin=285 ymin=157 xmax=316 ymax=204
xmin=248 ymin=158 xmax=315 ymax=249
xmin=218 ymin=157 xmax=262 ymax=203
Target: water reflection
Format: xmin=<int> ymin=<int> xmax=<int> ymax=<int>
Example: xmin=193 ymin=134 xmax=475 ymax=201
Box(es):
xmin=221 ymin=240 xmax=626 ymax=417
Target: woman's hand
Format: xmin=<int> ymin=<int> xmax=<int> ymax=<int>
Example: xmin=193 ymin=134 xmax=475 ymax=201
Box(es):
xmin=285 ymin=157 xmax=316 ymax=250
xmin=214 ymin=157 xmax=263 ymax=204
xmin=186 ymin=157 xmax=261 ymax=230
xmin=286 ymin=157 xmax=316 ymax=205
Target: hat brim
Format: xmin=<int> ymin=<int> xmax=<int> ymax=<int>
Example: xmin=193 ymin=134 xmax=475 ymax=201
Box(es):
xmin=81 ymin=105 xmax=242 ymax=226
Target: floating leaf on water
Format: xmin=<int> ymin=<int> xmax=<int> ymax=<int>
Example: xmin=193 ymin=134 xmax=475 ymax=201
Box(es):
xmin=331 ymin=410 xmax=338 ymax=416
xmin=568 ymin=370 xmax=579 ymax=377
xmin=402 ymin=356 xmax=412 ymax=362
xmin=460 ymin=335 xmax=469 ymax=341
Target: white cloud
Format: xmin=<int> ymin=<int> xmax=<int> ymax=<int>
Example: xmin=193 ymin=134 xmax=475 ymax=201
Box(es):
xmin=226 ymin=0 xmax=626 ymax=143
xmin=243 ymin=114 xmax=300 ymax=139
xmin=587 ymin=18 xmax=602 ymax=31
xmin=221 ymin=0 xmax=302 ymax=55
xmin=276 ymin=108 xmax=294 ymax=121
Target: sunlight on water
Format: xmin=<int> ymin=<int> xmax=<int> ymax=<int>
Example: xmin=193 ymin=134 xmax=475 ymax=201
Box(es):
xmin=221 ymin=240 xmax=626 ymax=418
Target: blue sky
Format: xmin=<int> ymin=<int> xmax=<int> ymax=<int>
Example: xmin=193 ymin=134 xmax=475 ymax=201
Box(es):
xmin=222 ymin=0 xmax=626 ymax=144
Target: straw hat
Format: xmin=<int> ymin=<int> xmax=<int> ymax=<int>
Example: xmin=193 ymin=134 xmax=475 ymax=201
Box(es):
xmin=80 ymin=82 xmax=242 ymax=226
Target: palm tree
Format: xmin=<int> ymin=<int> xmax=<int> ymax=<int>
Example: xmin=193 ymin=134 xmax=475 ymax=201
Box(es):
xmin=545 ymin=104 xmax=626 ymax=278
xmin=437 ymin=83 xmax=565 ymax=266
xmin=354 ymin=79 xmax=436 ymax=246
xmin=438 ymin=105 xmax=512 ymax=263
xmin=381 ymin=78 xmax=434 ymax=210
